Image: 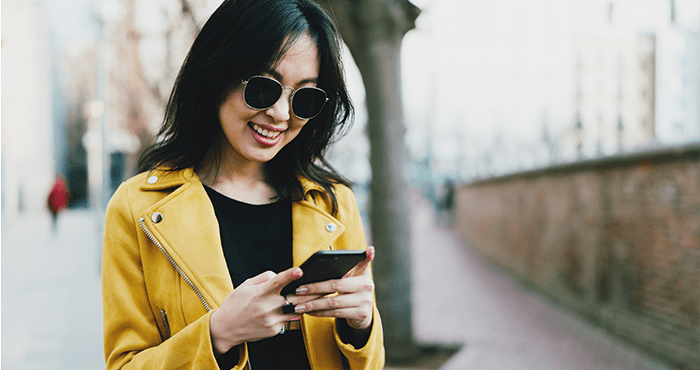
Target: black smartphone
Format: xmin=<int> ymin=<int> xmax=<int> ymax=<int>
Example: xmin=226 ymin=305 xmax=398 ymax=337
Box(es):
xmin=280 ymin=250 xmax=367 ymax=296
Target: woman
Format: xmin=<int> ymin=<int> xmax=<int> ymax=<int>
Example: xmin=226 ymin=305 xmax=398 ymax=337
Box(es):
xmin=101 ymin=0 xmax=385 ymax=369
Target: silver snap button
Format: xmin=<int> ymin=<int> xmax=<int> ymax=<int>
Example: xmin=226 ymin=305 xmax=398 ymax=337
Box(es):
xmin=147 ymin=176 xmax=158 ymax=184
xmin=325 ymin=222 xmax=337 ymax=232
xmin=151 ymin=212 xmax=163 ymax=223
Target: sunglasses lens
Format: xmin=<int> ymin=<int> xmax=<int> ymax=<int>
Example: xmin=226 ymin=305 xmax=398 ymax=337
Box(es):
xmin=292 ymin=88 xmax=327 ymax=119
xmin=244 ymin=77 xmax=282 ymax=109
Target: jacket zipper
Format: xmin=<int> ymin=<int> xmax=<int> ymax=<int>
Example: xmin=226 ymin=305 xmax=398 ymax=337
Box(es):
xmin=139 ymin=217 xmax=212 ymax=312
xmin=140 ymin=217 xmax=255 ymax=369
xmin=160 ymin=309 xmax=172 ymax=340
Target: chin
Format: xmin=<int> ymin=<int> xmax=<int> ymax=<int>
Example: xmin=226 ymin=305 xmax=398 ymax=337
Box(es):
xmin=247 ymin=150 xmax=282 ymax=164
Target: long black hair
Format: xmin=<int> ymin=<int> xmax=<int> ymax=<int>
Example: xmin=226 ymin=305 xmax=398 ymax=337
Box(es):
xmin=138 ymin=0 xmax=353 ymax=214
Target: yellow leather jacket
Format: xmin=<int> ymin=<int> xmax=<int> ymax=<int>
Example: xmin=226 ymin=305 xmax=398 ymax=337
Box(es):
xmin=102 ymin=168 xmax=384 ymax=369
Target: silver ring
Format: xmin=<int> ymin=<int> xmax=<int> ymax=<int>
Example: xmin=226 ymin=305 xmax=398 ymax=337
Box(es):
xmin=279 ymin=324 xmax=286 ymax=335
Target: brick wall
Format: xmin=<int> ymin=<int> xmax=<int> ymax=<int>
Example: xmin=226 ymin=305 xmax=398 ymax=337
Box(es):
xmin=454 ymin=144 xmax=700 ymax=370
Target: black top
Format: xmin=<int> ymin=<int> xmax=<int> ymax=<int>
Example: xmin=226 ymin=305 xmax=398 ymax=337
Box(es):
xmin=204 ymin=186 xmax=311 ymax=370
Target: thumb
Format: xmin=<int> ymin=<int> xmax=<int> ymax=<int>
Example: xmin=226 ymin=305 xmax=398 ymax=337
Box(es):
xmin=267 ymin=267 xmax=303 ymax=295
xmin=239 ymin=270 xmax=277 ymax=288
xmin=345 ymin=246 xmax=375 ymax=278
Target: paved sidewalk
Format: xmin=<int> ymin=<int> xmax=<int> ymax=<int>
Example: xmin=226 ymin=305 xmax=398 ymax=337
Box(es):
xmin=398 ymin=192 xmax=675 ymax=370
xmin=2 ymin=210 xmax=105 ymax=370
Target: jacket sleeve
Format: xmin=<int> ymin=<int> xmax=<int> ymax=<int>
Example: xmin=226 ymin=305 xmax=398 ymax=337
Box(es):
xmin=331 ymin=187 xmax=386 ymax=369
xmin=101 ymin=183 xmax=246 ymax=370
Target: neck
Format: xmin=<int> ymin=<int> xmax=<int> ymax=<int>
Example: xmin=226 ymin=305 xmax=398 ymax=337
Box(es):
xmin=196 ymin=147 xmax=276 ymax=204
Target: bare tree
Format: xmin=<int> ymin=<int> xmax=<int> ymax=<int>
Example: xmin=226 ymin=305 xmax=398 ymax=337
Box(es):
xmin=320 ymin=0 xmax=421 ymax=361
xmin=109 ymin=0 xmax=202 ymax=175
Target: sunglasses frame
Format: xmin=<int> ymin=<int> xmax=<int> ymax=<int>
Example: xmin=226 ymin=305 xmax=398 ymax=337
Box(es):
xmin=241 ymin=75 xmax=329 ymax=120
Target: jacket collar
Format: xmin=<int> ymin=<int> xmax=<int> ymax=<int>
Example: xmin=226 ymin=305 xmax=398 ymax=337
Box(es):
xmin=139 ymin=167 xmax=325 ymax=196
xmin=138 ymin=168 xmax=345 ymax=309
xmin=139 ymin=168 xmax=199 ymax=191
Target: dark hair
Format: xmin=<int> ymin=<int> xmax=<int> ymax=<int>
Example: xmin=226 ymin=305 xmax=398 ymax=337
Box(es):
xmin=138 ymin=0 xmax=353 ymax=214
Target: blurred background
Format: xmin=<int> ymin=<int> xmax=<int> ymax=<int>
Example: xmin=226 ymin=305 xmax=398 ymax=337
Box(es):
xmin=2 ymin=0 xmax=698 ymax=369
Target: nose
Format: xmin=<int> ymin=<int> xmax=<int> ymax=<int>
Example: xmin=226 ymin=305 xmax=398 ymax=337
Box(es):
xmin=265 ymin=87 xmax=293 ymax=122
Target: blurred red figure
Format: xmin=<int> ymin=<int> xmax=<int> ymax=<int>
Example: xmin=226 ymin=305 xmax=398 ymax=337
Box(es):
xmin=47 ymin=176 xmax=70 ymax=230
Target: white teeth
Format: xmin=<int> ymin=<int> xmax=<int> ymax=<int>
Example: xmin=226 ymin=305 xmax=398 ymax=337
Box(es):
xmin=252 ymin=124 xmax=281 ymax=139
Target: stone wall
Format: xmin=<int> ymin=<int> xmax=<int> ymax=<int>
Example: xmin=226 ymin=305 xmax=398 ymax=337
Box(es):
xmin=454 ymin=144 xmax=700 ymax=369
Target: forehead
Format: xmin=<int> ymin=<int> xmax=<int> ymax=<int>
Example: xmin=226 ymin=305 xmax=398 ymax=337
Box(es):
xmin=272 ymin=33 xmax=320 ymax=84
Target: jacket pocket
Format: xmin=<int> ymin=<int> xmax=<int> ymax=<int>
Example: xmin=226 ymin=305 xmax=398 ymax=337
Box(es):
xmin=158 ymin=309 xmax=172 ymax=341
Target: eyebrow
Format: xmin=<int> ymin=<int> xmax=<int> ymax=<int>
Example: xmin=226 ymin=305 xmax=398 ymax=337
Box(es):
xmin=264 ymin=69 xmax=318 ymax=85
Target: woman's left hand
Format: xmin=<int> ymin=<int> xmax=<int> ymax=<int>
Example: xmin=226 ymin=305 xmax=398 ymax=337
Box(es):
xmin=290 ymin=246 xmax=376 ymax=331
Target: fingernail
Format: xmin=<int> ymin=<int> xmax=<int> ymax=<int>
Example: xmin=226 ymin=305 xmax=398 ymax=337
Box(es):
xmin=292 ymin=268 xmax=302 ymax=278
xmin=296 ymin=287 xmax=308 ymax=295
xmin=294 ymin=305 xmax=306 ymax=313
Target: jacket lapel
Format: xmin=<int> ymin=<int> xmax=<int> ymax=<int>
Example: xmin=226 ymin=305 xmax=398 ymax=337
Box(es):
xmin=139 ymin=169 xmax=233 ymax=309
xmin=291 ymin=198 xmax=345 ymax=267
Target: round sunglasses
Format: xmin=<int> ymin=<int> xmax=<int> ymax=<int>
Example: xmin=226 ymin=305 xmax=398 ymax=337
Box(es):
xmin=241 ymin=75 xmax=329 ymax=120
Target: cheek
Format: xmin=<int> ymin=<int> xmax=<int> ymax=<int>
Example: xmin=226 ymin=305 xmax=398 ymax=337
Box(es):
xmin=218 ymin=88 xmax=250 ymax=121
xmin=286 ymin=120 xmax=308 ymax=140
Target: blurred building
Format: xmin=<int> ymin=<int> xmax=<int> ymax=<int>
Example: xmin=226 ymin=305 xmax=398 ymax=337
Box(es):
xmin=570 ymin=28 xmax=656 ymax=158
xmin=400 ymin=0 xmax=699 ymax=188
xmin=62 ymin=41 xmax=98 ymax=208
xmin=1 ymin=0 xmax=57 ymax=218
xmin=571 ymin=2 xmax=700 ymax=158
xmin=654 ymin=22 xmax=699 ymax=144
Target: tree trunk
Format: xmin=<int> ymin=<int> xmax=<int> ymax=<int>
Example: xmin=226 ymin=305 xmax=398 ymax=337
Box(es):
xmin=362 ymin=39 xmax=416 ymax=360
xmin=322 ymin=0 xmax=421 ymax=361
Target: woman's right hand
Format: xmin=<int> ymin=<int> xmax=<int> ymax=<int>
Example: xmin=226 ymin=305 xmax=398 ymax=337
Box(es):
xmin=209 ymin=267 xmax=318 ymax=356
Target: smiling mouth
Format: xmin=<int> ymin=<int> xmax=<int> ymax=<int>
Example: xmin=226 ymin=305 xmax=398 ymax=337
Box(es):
xmin=249 ymin=123 xmax=283 ymax=139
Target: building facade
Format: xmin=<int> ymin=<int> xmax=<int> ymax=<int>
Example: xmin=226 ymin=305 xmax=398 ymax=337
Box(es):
xmin=2 ymin=0 xmax=56 ymax=218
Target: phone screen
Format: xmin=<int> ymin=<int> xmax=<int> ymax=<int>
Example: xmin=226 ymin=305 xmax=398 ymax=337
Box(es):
xmin=280 ymin=250 xmax=366 ymax=296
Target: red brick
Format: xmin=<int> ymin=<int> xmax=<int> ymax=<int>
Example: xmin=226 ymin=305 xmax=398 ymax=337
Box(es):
xmin=455 ymin=144 xmax=700 ymax=370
